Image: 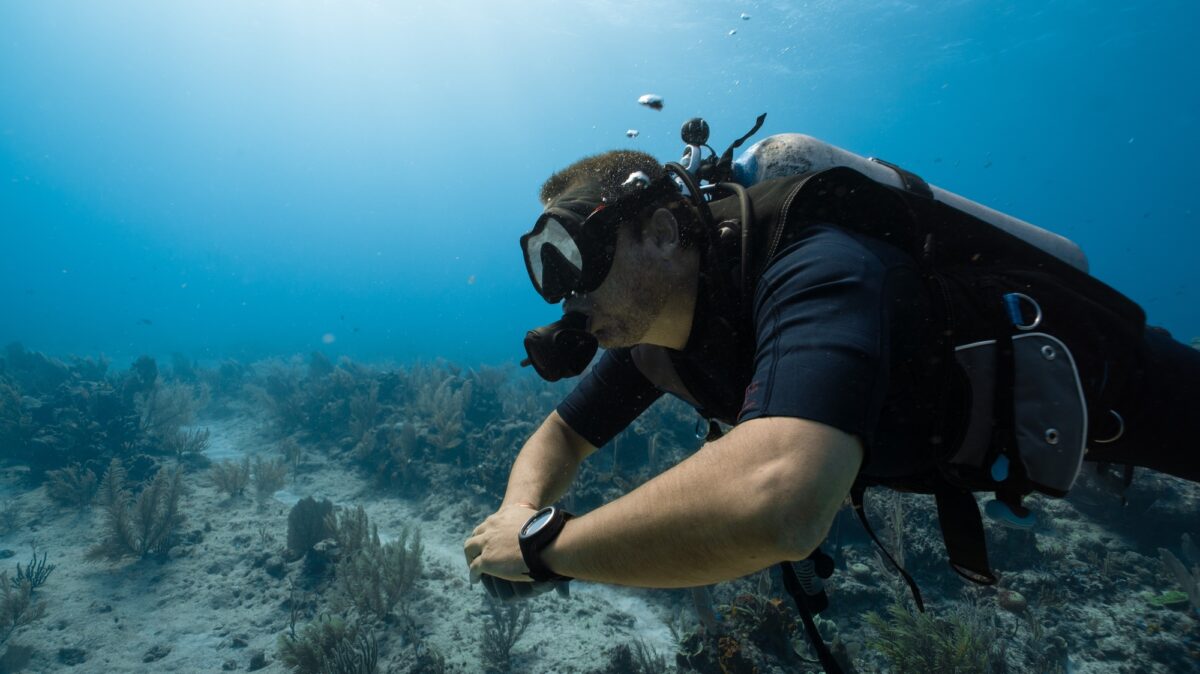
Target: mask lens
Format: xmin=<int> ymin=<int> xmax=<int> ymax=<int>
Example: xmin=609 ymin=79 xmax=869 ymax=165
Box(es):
xmin=522 ymin=213 xmax=586 ymax=302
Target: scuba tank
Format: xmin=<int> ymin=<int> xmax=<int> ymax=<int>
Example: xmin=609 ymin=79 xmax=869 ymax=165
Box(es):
xmin=683 ymin=122 xmax=1090 ymax=273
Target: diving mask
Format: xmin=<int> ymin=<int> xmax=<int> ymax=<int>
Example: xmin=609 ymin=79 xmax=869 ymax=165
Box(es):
xmin=519 ymin=173 xmax=682 ymax=304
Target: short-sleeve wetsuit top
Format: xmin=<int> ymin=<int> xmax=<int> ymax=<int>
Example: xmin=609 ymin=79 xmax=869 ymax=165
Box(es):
xmin=556 ymin=223 xmax=942 ymax=481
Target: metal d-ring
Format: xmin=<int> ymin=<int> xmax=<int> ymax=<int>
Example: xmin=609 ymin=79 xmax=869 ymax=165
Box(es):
xmin=1092 ymin=409 xmax=1125 ymax=444
xmin=1007 ymin=293 xmax=1043 ymax=331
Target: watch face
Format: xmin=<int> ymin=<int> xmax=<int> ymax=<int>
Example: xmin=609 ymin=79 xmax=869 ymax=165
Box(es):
xmin=522 ymin=508 xmax=555 ymax=538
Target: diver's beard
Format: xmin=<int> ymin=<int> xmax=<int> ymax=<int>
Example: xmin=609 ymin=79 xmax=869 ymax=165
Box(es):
xmin=592 ymin=280 xmax=670 ymax=349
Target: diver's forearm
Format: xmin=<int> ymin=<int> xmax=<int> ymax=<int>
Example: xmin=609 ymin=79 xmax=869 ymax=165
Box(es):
xmin=541 ymin=428 xmax=802 ymax=587
xmin=502 ymin=413 xmax=591 ymax=509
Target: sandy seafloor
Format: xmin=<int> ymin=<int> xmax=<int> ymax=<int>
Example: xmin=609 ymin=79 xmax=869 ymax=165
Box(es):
xmin=0 ymin=412 xmax=679 ymax=673
xmin=1 ymin=407 xmax=1198 ymax=673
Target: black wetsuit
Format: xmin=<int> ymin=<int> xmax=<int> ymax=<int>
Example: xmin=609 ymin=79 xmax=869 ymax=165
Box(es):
xmin=558 ymin=224 xmax=942 ymax=481
xmin=557 ymin=223 xmax=1200 ymax=486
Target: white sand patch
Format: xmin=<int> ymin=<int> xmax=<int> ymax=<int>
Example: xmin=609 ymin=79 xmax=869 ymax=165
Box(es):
xmin=0 ymin=412 xmax=686 ymax=673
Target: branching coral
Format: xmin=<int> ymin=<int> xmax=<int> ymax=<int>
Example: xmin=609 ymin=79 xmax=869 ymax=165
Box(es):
xmin=602 ymin=641 xmax=670 ymax=674
xmin=348 ymin=383 xmax=380 ymax=445
xmin=252 ymin=456 xmax=287 ymax=501
xmin=0 ymin=573 xmax=44 ymax=649
xmin=286 ymin=497 xmax=335 ymax=561
xmin=1159 ymin=533 xmax=1200 ymax=613
xmin=865 ymin=599 xmax=1002 ymax=673
xmin=87 ymin=459 xmax=187 ymax=560
xmin=480 ymin=601 xmax=531 ymax=674
xmin=136 ymin=381 xmax=205 ymax=442
xmin=11 ymin=549 xmax=54 ymax=591
xmin=161 ymin=427 xmax=211 ymax=463
xmin=44 ymin=463 xmax=98 ymax=509
xmin=0 ymin=375 xmax=27 ymax=448
xmin=276 ymin=615 xmax=376 ymax=674
xmin=353 ymin=420 xmax=426 ymax=492
xmin=334 ymin=532 xmax=423 ymax=622
xmin=329 ymin=506 xmax=424 ymax=621
xmin=210 ymin=457 xmax=251 ymax=498
xmin=419 ymin=376 xmax=471 ymax=456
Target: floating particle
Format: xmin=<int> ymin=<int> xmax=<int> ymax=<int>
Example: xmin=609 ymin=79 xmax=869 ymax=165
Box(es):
xmin=467 ymin=275 xmax=476 ymax=285
xmin=741 ymin=13 xmax=751 ymax=20
xmin=728 ymin=29 xmax=737 ymax=36
xmin=637 ymin=94 xmax=663 ymax=110
xmin=1128 ymin=137 xmax=1135 ymax=144
xmin=322 ymin=333 xmax=336 ymax=344
xmin=625 ymin=129 xmax=640 ymax=138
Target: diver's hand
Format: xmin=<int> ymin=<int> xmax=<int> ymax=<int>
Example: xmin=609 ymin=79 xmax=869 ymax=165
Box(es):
xmin=464 ymin=503 xmax=538 ymax=584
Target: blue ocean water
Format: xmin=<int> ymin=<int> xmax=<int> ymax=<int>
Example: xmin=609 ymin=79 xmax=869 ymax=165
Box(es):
xmin=2 ymin=0 xmax=1196 ymax=367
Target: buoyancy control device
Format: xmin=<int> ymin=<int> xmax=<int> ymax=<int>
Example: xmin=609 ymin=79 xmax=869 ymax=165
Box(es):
xmin=678 ymin=117 xmax=1144 ymax=523
xmin=659 ymin=115 xmax=1148 ymax=673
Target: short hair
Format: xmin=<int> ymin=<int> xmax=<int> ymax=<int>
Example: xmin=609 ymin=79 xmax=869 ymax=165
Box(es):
xmin=539 ymin=150 xmax=701 ymax=248
xmin=539 ymin=150 xmax=664 ymax=206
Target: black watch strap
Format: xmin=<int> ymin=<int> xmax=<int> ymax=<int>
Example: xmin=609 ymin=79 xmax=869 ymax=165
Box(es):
xmin=519 ymin=507 xmax=574 ymax=582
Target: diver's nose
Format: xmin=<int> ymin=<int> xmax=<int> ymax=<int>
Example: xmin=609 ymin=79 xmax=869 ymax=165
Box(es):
xmin=563 ymin=294 xmax=589 ymax=314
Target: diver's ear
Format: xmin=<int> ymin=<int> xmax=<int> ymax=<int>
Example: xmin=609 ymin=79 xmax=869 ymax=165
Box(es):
xmin=645 ymin=208 xmax=681 ymax=250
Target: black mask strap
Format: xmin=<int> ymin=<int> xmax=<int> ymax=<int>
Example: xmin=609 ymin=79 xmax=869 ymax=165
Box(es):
xmin=712 ymin=113 xmax=767 ymax=183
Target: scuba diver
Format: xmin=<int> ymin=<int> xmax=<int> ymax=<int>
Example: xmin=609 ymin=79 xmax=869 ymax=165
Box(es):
xmin=462 ymin=116 xmax=1200 ymax=672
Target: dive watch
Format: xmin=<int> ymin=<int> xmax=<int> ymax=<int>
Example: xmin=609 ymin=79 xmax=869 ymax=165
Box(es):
xmin=518 ymin=506 xmax=574 ymax=582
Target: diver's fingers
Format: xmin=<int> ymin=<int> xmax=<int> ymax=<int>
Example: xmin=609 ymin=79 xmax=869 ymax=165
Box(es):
xmin=468 ymin=550 xmax=485 ymax=584
xmin=463 ymin=534 xmax=479 ymax=559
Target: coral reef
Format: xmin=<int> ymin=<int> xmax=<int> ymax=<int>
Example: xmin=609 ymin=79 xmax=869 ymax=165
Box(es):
xmin=4 ymin=343 xmax=1200 ymax=671
xmin=864 ymin=599 xmax=1005 ymax=673
xmin=0 ymin=346 xmax=213 ymax=479
xmin=286 ymin=497 xmax=335 ymax=562
xmin=87 ymin=459 xmax=187 ymax=560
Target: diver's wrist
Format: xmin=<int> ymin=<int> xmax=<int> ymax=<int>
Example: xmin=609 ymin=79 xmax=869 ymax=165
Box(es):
xmin=539 ymin=525 xmax=571 ymax=579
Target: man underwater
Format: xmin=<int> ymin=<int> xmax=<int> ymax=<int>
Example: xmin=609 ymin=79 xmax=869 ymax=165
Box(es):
xmin=463 ymin=141 xmax=1200 ymax=665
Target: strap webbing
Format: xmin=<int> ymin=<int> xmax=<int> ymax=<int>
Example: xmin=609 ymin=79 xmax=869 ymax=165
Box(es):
xmin=780 ymin=561 xmax=843 ymax=674
xmin=850 ymin=485 xmax=925 ymax=612
xmin=713 ymin=113 xmax=767 ymax=182
xmin=869 ymin=157 xmax=934 ymax=199
xmin=933 ymin=488 xmax=998 ymax=585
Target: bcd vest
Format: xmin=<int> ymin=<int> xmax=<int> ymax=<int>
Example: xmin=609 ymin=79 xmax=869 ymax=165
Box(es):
xmin=630 ymin=165 xmax=1146 ymax=582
